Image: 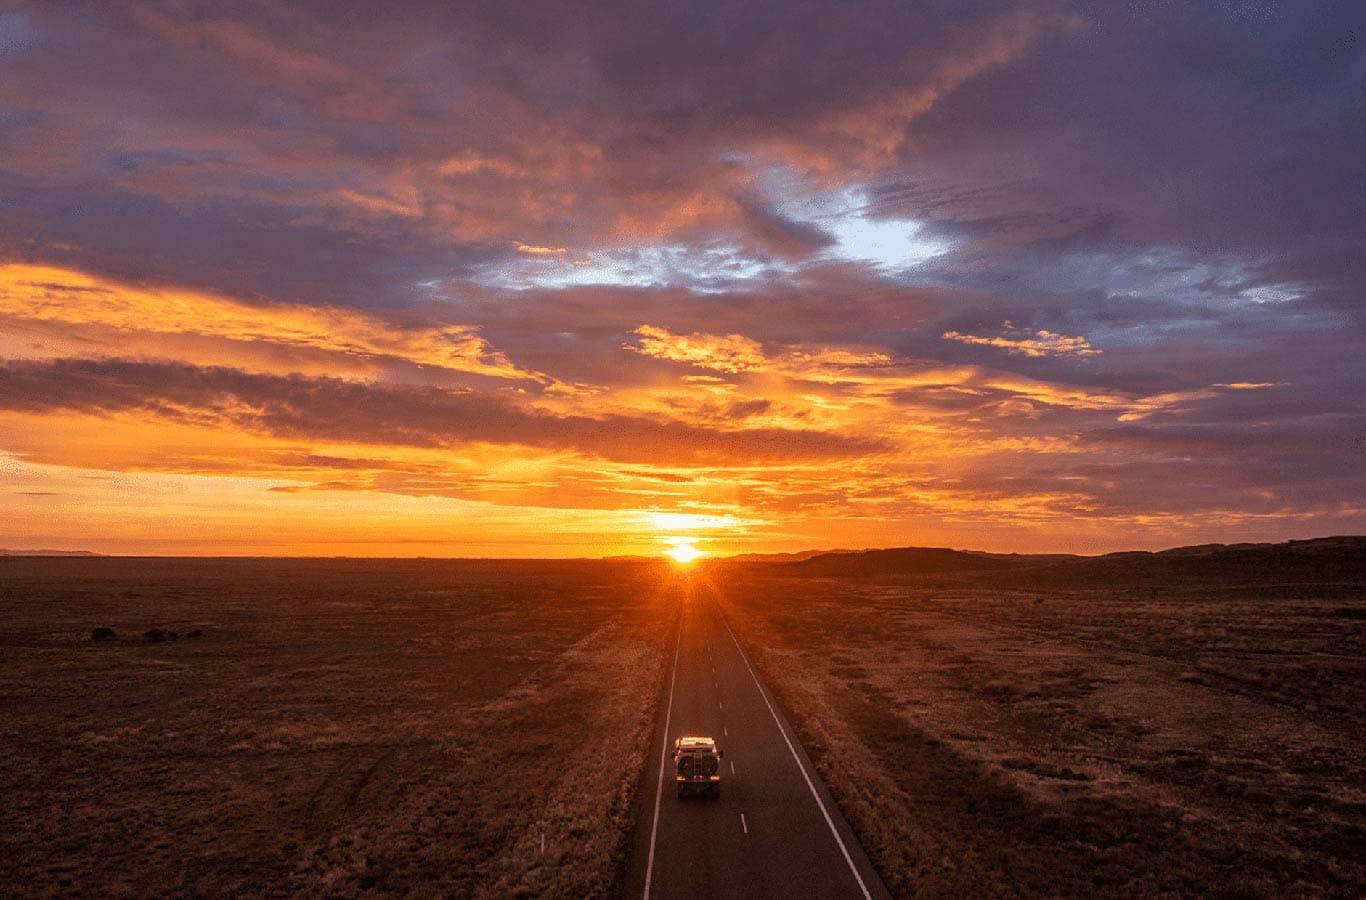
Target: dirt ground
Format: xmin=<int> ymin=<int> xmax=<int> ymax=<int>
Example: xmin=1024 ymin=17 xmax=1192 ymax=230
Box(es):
xmin=0 ymin=558 xmax=677 ymax=898
xmin=715 ymin=572 xmax=1366 ymax=898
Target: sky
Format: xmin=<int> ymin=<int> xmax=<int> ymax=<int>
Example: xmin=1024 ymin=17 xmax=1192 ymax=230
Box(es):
xmin=1 ymin=1 xmax=1363 ymax=558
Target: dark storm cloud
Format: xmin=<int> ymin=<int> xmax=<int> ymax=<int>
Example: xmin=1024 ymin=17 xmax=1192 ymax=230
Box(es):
xmin=0 ymin=358 xmax=883 ymax=464
xmin=3 ymin=1 xmax=1358 ymax=336
xmin=1 ymin=2 xmax=1358 ymax=282
xmin=0 ymin=171 xmax=496 ymax=305
xmin=876 ymin=2 xmax=1366 ymax=311
xmin=0 ymin=0 xmax=1073 ymax=302
xmin=735 ymin=200 xmax=835 ymax=259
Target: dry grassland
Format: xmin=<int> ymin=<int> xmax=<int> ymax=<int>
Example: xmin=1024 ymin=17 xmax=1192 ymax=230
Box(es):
xmin=0 ymin=558 xmax=677 ymax=898
xmin=717 ymin=575 xmax=1365 ymax=898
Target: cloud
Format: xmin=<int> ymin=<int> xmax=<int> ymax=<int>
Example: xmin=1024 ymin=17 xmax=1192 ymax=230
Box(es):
xmin=0 ymin=1 xmax=1077 ymax=302
xmin=0 ymin=263 xmax=542 ymax=382
xmin=942 ymin=321 xmax=1101 ymax=359
xmin=628 ymin=325 xmax=769 ymax=374
xmin=0 ymin=358 xmax=883 ymax=466
xmin=626 ymin=323 xmax=895 ymax=382
xmin=735 ymin=199 xmax=835 ymax=258
xmin=515 ymin=242 xmax=569 ymax=255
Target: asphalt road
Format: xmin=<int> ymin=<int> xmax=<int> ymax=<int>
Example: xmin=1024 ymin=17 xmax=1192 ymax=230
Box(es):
xmin=624 ymin=576 xmax=891 ymax=900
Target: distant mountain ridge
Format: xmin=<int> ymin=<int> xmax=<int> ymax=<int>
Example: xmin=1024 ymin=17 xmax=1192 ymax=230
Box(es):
xmin=747 ymin=536 xmax=1366 ymax=587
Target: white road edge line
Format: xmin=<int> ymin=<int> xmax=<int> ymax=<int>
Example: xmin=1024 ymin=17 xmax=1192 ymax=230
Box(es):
xmin=643 ymin=624 xmax=682 ymax=900
xmin=741 ymin=813 xmax=749 ymax=834
xmin=724 ymin=619 xmax=874 ymax=900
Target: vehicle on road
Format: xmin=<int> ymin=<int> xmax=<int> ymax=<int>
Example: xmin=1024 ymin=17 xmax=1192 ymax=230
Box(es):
xmin=674 ymin=735 xmax=724 ymax=798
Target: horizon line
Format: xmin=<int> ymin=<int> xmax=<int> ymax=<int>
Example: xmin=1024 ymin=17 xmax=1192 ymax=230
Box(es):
xmin=2 ymin=534 xmax=1360 ymax=563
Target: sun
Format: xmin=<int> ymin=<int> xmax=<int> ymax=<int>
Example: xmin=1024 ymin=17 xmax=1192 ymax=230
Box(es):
xmin=666 ymin=542 xmax=704 ymax=564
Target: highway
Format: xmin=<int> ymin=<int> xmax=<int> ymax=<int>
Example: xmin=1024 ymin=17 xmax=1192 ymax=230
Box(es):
xmin=623 ymin=577 xmax=891 ymax=900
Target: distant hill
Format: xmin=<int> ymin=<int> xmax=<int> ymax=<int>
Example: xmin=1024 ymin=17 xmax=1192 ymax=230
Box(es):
xmin=0 ymin=548 xmax=103 ymax=557
xmin=779 ymin=546 xmax=1072 ymax=577
xmin=761 ymin=536 xmax=1366 ymax=587
xmin=715 ymin=549 xmax=839 ymax=563
xmin=982 ymin=536 xmax=1366 ymax=589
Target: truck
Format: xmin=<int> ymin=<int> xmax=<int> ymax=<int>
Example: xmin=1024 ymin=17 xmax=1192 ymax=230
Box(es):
xmin=673 ymin=735 xmax=724 ymax=798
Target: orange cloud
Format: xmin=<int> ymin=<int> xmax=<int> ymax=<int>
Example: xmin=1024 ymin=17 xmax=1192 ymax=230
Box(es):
xmin=943 ymin=322 xmax=1101 ymax=358
xmin=627 ymin=324 xmax=893 ymax=382
xmin=628 ymin=325 xmax=769 ymax=373
xmin=515 ymin=242 xmax=570 ymax=255
xmin=440 ymin=153 xmax=525 ymax=177
xmin=0 ymin=264 xmax=541 ymax=382
xmin=332 ymin=188 xmax=423 ymax=219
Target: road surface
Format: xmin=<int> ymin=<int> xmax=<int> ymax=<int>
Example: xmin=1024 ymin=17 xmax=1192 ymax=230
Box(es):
xmin=624 ymin=576 xmax=891 ymax=900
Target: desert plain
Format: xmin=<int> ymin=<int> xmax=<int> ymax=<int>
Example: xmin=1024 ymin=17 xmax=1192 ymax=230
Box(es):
xmin=1 ymin=539 xmax=1363 ymax=898
xmin=0 ymin=558 xmax=674 ymax=897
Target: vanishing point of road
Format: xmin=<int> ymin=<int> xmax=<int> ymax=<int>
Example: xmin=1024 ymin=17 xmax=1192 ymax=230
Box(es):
xmin=624 ymin=576 xmax=891 ymax=900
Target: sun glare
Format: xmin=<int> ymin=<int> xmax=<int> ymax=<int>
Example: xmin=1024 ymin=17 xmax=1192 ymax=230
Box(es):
xmin=666 ymin=542 xmax=704 ymax=564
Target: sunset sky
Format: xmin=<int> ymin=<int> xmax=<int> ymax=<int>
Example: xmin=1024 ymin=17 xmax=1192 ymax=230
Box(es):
xmin=1 ymin=2 xmax=1362 ymax=557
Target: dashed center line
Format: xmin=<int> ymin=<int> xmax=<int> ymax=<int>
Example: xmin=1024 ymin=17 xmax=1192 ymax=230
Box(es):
xmin=730 ymin=760 xmax=735 ymax=774
xmin=723 ymin=726 xmax=728 ymax=736
xmin=741 ymin=813 xmax=749 ymax=834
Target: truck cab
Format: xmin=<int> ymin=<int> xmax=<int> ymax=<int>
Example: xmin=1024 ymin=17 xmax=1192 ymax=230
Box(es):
xmin=673 ymin=735 xmax=723 ymax=798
